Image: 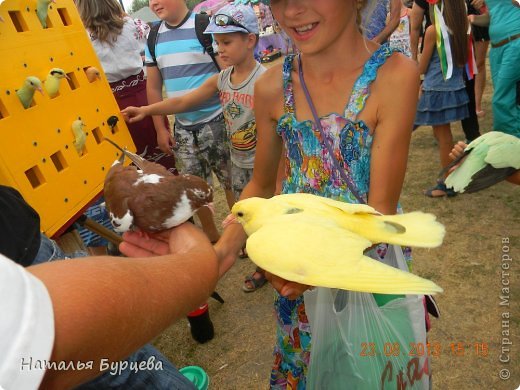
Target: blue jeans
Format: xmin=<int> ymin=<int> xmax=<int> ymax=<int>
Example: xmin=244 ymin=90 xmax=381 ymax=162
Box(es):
xmin=33 ymin=234 xmax=195 ymax=390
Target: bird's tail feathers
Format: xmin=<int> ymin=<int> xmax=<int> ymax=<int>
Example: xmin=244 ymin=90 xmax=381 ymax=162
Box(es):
xmin=104 ymin=137 xmax=146 ymax=170
xmin=374 ymin=212 xmax=445 ymax=248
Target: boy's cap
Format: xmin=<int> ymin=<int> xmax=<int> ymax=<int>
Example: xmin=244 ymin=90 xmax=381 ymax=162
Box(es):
xmin=204 ymin=4 xmax=259 ymax=35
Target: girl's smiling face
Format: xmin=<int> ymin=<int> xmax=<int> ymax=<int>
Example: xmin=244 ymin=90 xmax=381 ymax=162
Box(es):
xmin=270 ymin=0 xmax=358 ymax=55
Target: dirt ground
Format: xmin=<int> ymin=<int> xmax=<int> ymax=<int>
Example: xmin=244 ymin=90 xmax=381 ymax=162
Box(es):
xmin=152 ymin=58 xmax=519 ymax=389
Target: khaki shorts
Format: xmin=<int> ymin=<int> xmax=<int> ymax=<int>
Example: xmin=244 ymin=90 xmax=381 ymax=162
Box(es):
xmin=173 ymin=114 xmax=232 ymax=190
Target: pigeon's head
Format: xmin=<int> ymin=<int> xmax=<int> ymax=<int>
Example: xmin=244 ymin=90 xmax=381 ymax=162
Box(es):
xmin=49 ymin=68 xmax=69 ymax=80
xmin=184 ymin=175 xmax=214 ymax=212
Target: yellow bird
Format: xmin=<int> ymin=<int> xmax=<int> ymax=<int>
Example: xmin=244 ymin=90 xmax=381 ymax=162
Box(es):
xmin=85 ymin=66 xmax=101 ymax=82
xmin=44 ymin=68 xmax=69 ymax=98
xmin=16 ymin=76 xmax=43 ymax=109
xmin=232 ymin=193 xmax=445 ymax=295
xmin=72 ymin=119 xmax=86 ymax=155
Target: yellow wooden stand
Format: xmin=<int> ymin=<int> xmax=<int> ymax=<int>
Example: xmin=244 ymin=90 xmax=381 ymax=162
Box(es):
xmin=0 ymin=0 xmax=135 ymax=237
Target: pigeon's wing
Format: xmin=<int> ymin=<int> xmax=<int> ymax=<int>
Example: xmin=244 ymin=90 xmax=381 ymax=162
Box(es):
xmin=246 ymin=218 xmax=443 ymax=295
xmin=127 ymin=175 xmax=196 ymax=231
xmin=444 ymin=149 xmax=488 ymax=193
xmin=464 ymin=165 xmax=517 ymax=193
xmin=485 ymin=142 xmax=520 ymax=169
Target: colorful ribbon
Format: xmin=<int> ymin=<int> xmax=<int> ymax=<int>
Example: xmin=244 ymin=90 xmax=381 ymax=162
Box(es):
xmin=465 ymin=29 xmax=478 ymax=80
xmin=433 ymin=2 xmax=453 ymax=80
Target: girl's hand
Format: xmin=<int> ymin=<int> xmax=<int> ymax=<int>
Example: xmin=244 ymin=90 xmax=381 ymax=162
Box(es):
xmin=470 ymin=0 xmax=485 ymax=10
xmin=449 ymin=141 xmax=467 ymax=161
xmin=265 ymin=271 xmax=312 ymax=300
xmin=448 ymin=141 xmax=468 ymax=173
xmin=121 ymin=106 xmax=146 ymax=123
xmin=156 ymin=127 xmax=175 ymax=155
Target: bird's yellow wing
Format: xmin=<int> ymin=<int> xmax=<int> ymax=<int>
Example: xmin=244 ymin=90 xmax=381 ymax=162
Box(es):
xmin=274 ymin=193 xmax=378 ymax=215
xmin=246 ymin=218 xmax=443 ymax=295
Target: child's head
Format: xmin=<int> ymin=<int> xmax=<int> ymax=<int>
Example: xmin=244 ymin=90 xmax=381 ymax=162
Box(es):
xmin=430 ymin=0 xmax=468 ymax=66
xmin=204 ymin=4 xmax=259 ymax=66
xmin=148 ymin=0 xmax=189 ymax=25
xmin=269 ymin=0 xmax=369 ymax=54
xmin=75 ymin=0 xmax=124 ymax=44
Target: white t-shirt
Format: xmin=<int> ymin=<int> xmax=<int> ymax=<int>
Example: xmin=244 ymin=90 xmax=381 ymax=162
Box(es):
xmin=217 ymin=62 xmax=266 ymax=169
xmin=0 ymin=254 xmax=54 ymax=389
xmin=89 ymin=17 xmax=150 ymax=83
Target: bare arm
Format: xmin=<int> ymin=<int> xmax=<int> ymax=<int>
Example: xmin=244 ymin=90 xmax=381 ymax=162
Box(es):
xmin=373 ymin=0 xmax=401 ymax=44
xmin=410 ymin=3 xmax=426 ymax=61
xmin=468 ymin=13 xmax=490 ymax=27
xmin=368 ymin=54 xmax=420 ymax=214
xmin=123 ymin=74 xmax=219 ymax=123
xmin=418 ymin=25 xmax=436 ymax=76
xmin=31 ymin=223 xmax=218 ymax=389
xmin=146 ymin=65 xmax=174 ymax=154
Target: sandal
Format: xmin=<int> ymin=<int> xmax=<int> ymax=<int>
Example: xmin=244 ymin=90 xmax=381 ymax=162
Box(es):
xmin=424 ymin=181 xmax=457 ymax=198
xmin=239 ymin=246 xmax=248 ymax=259
xmin=242 ymin=269 xmax=267 ymax=292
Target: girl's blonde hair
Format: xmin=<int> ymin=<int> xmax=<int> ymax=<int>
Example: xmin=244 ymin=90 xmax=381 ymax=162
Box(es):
xmin=430 ymin=0 xmax=468 ymax=66
xmin=75 ymin=0 xmax=125 ymax=45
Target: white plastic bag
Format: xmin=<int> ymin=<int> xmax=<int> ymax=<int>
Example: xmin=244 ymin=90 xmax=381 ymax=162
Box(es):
xmin=305 ymin=245 xmax=430 ymax=389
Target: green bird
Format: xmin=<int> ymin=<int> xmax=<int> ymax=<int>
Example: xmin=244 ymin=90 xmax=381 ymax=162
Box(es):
xmin=232 ymin=193 xmax=445 ymax=295
xmin=72 ymin=119 xmax=86 ymax=155
xmin=36 ymin=0 xmax=55 ymax=28
xmin=44 ymin=68 xmax=69 ymax=98
xmin=16 ymin=76 xmax=43 ymax=109
xmin=443 ymin=131 xmax=520 ymax=193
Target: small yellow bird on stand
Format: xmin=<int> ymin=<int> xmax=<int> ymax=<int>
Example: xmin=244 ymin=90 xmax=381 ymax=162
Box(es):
xmin=36 ymin=0 xmax=55 ymax=28
xmin=85 ymin=66 xmax=101 ymax=82
xmin=16 ymin=76 xmax=43 ymax=109
xmin=71 ymin=119 xmax=87 ymax=155
xmin=44 ymin=68 xmax=70 ymax=98
xmin=232 ymin=193 xmax=445 ymax=295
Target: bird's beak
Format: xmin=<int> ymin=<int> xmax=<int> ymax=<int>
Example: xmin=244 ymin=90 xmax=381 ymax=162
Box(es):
xmin=64 ymin=74 xmax=71 ymax=80
xmin=0 ymin=16 xmax=4 ymax=23
xmin=36 ymin=86 xmax=43 ymax=94
xmin=206 ymin=202 xmax=215 ymax=215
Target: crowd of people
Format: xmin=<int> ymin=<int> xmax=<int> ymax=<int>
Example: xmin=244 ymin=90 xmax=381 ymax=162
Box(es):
xmin=1 ymin=0 xmax=519 ymax=388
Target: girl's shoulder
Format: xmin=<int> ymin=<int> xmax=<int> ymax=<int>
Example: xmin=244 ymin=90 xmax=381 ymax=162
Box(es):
xmin=255 ymin=63 xmax=284 ymax=94
xmin=254 ymin=63 xmax=285 ymax=117
xmin=373 ymin=51 xmax=419 ymax=101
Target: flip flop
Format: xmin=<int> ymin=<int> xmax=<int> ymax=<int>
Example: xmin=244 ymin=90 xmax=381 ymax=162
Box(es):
xmin=242 ymin=270 xmax=267 ymax=292
xmin=424 ymin=181 xmax=457 ymax=198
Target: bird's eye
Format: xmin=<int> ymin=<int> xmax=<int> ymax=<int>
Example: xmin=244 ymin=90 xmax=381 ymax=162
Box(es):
xmin=30 ymin=81 xmax=34 ymax=86
xmin=237 ymin=211 xmax=244 ymax=217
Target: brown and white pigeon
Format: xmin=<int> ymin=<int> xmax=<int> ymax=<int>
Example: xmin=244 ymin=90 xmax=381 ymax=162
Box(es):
xmin=103 ymin=138 xmax=214 ymax=234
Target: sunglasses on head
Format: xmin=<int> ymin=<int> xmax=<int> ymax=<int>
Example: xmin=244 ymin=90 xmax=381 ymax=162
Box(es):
xmin=214 ymin=14 xmax=250 ymax=33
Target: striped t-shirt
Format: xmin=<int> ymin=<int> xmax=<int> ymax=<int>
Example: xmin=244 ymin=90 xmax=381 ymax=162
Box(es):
xmin=145 ymin=13 xmax=221 ymax=126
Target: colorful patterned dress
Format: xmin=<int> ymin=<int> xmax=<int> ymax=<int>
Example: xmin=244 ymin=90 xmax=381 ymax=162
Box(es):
xmin=270 ymin=43 xmax=410 ymax=389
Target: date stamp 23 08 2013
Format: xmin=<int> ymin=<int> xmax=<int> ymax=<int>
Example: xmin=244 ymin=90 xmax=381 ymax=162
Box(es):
xmin=359 ymin=341 xmax=489 ymax=358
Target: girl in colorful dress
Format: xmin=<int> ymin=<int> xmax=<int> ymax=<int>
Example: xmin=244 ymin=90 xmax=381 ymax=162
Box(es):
xmin=414 ymin=0 xmax=470 ymax=197
xmin=215 ymin=0 xmax=420 ymax=388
